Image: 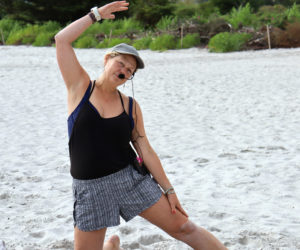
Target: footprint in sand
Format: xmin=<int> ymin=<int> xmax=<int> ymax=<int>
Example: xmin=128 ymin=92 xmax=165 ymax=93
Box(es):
xmin=218 ymin=153 xmax=237 ymax=159
xmin=138 ymin=234 xmax=166 ymax=246
xmin=257 ymin=146 xmax=287 ymax=152
xmin=119 ymin=226 xmax=136 ymax=235
xmin=208 ymin=212 xmax=227 ymax=219
xmin=47 ymin=239 xmax=73 ymax=249
xmin=26 ymin=176 xmax=43 ymax=182
xmin=208 ymin=226 xmax=221 ymax=232
xmin=266 ymin=146 xmax=287 ymax=151
xmin=238 ymin=236 xmax=248 ymax=245
xmin=194 ymin=158 xmax=209 ymax=164
xmin=211 ymin=192 xmax=223 ymax=199
xmin=56 ymin=214 xmax=67 ymax=219
xmin=0 ymin=193 xmax=10 ymax=200
xmin=240 ymin=149 xmax=256 ymax=153
xmin=122 ymin=241 xmax=140 ymax=249
xmin=29 ymin=231 xmax=45 ymax=238
xmin=194 ymin=158 xmax=209 ymax=165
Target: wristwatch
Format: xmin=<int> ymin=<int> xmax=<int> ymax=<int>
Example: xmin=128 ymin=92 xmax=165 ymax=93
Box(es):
xmin=91 ymin=7 xmax=102 ymax=21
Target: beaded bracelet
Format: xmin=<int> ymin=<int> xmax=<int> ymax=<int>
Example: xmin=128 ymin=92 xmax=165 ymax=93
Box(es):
xmin=165 ymin=187 xmax=175 ymax=195
xmin=88 ymin=12 xmax=97 ymax=23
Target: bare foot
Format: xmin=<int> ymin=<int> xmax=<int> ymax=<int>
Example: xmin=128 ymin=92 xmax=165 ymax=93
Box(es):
xmin=103 ymin=235 xmax=123 ymax=250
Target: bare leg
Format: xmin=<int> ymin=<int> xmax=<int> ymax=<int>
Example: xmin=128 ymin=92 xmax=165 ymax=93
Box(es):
xmin=139 ymin=194 xmax=227 ymax=250
xmin=74 ymin=226 xmax=122 ymax=250
xmin=74 ymin=226 xmax=107 ymax=250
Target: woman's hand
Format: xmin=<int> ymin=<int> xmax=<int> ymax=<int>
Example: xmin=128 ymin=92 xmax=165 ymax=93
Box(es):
xmin=98 ymin=1 xmax=129 ymax=20
xmin=167 ymin=193 xmax=189 ymax=217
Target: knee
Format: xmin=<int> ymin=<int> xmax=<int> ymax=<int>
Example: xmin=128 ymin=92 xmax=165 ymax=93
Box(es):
xmin=171 ymin=220 xmax=198 ymax=240
xmin=180 ymin=220 xmax=197 ymax=234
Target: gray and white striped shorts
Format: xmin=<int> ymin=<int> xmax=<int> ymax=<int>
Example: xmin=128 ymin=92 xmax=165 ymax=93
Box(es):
xmin=72 ymin=164 xmax=163 ymax=232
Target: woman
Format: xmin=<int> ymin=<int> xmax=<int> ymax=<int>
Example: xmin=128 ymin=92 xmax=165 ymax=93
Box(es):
xmin=55 ymin=1 xmax=227 ymax=249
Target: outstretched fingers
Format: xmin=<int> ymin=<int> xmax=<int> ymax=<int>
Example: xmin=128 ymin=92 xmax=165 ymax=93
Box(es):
xmin=99 ymin=1 xmax=129 ymax=20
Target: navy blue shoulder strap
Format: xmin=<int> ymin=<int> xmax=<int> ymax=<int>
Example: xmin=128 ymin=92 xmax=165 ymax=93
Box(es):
xmin=129 ymin=96 xmax=134 ymax=130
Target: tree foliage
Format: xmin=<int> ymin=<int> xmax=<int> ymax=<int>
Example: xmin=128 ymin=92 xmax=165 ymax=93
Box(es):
xmin=129 ymin=0 xmax=175 ymax=28
xmin=0 ymin=0 xmax=129 ymax=24
xmin=210 ymin=0 xmax=300 ymax=14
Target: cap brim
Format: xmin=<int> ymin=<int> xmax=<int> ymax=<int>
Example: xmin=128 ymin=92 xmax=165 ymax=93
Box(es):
xmin=112 ymin=49 xmax=144 ymax=69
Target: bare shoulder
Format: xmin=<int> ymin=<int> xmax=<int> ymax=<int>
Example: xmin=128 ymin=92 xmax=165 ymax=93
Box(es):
xmin=118 ymin=91 xmax=142 ymax=117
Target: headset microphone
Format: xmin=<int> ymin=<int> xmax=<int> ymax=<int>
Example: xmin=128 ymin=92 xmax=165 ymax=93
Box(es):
xmin=118 ymin=73 xmax=135 ymax=80
xmin=118 ymin=73 xmax=126 ymax=79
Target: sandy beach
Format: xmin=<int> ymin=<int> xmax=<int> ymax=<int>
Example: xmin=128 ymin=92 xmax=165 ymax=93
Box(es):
xmin=0 ymin=45 xmax=300 ymax=250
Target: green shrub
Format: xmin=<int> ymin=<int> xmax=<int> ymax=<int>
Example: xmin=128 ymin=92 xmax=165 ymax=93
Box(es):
xmin=156 ymin=16 xmax=178 ymax=31
xmin=80 ymin=18 xmax=143 ymax=39
xmin=257 ymin=5 xmax=287 ymax=28
xmin=78 ymin=19 xmax=131 ymax=44
xmin=196 ymin=2 xmax=220 ymax=22
xmin=39 ymin=21 xmax=61 ymax=33
xmin=208 ymin=32 xmax=252 ymax=53
xmin=225 ymin=3 xmax=258 ymax=29
xmin=106 ymin=19 xmax=128 ymax=36
xmin=130 ymin=0 xmax=174 ymax=28
xmin=150 ymin=34 xmax=177 ymax=51
xmin=108 ymin=38 xmax=131 ymax=47
xmin=92 ymin=19 xmax=117 ymax=36
xmin=132 ymin=36 xmax=152 ymax=50
xmin=96 ymin=37 xmax=132 ymax=49
xmin=82 ymin=22 xmax=105 ymax=37
xmin=5 ymin=30 xmax=23 ymax=44
xmin=179 ymin=34 xmax=200 ymax=49
xmin=173 ymin=3 xmax=197 ymax=19
xmin=96 ymin=38 xmax=110 ymax=48
xmin=118 ymin=18 xmax=143 ymax=34
xmin=74 ymin=35 xmax=98 ymax=48
xmin=285 ymin=3 xmax=300 ymax=22
xmin=6 ymin=24 xmax=40 ymax=45
xmin=0 ymin=18 xmax=22 ymax=43
xmin=33 ymin=32 xmax=55 ymax=46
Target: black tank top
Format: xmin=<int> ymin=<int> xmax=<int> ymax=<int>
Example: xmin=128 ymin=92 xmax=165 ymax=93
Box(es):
xmin=69 ymin=81 xmax=136 ymax=180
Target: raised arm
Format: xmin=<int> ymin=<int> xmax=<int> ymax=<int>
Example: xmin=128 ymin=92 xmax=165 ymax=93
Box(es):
xmin=55 ymin=1 xmax=129 ymax=92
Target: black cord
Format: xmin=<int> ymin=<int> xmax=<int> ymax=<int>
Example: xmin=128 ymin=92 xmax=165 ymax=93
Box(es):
xmin=131 ymin=78 xmax=144 ymax=160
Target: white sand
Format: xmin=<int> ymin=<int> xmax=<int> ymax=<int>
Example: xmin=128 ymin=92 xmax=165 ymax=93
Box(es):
xmin=0 ymin=45 xmax=300 ymax=250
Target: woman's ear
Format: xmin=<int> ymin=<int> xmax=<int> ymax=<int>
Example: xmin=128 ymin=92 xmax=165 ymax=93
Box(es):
xmin=103 ymin=54 xmax=111 ymax=66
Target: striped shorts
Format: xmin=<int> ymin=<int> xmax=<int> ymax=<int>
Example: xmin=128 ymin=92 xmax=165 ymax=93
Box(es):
xmin=72 ymin=164 xmax=163 ymax=232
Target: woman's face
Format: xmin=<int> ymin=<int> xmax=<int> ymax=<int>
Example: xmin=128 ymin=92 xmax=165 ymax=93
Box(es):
xmin=104 ymin=54 xmax=137 ymax=84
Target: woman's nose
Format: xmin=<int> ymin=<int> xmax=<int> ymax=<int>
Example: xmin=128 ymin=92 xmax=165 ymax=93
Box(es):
xmin=120 ymin=67 xmax=129 ymax=78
